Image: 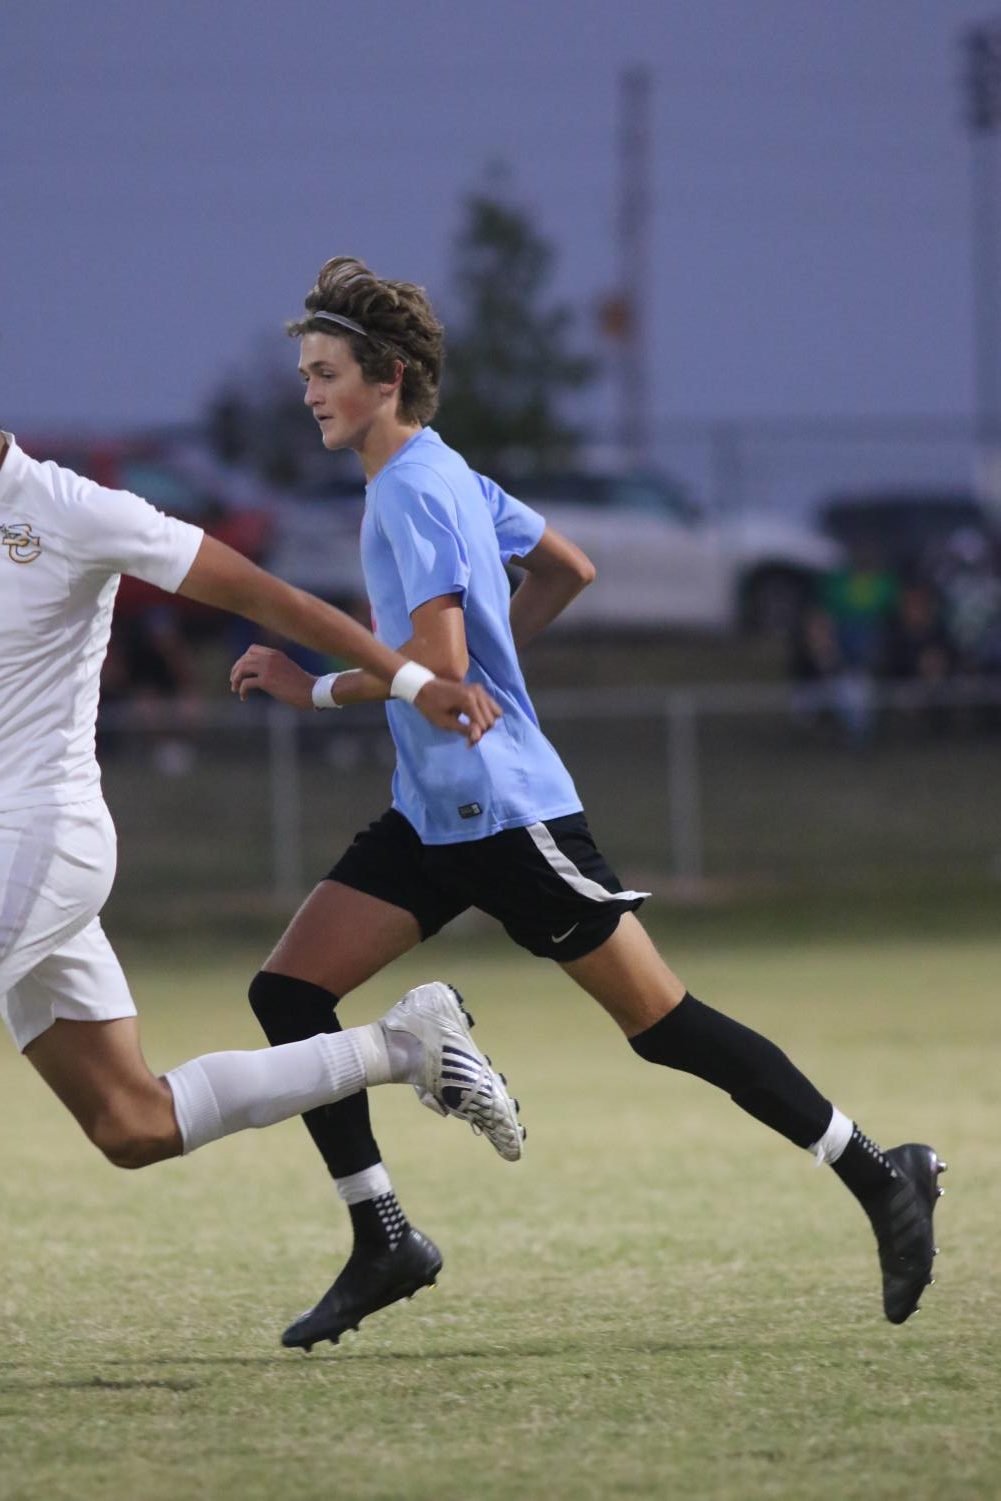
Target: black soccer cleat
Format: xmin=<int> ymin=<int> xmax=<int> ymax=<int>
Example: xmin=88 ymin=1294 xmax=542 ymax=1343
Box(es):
xmin=859 ymin=1143 xmax=947 ymax=1325
xmin=282 ymin=1228 xmax=443 ymax=1353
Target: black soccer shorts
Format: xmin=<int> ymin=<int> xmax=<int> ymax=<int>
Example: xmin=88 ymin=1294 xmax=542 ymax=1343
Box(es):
xmin=326 ymin=808 xmax=648 ymax=962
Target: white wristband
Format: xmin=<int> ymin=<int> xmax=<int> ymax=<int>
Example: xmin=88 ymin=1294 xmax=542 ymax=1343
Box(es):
xmin=311 ymin=672 xmax=344 ymax=710
xmin=389 ymin=660 xmax=435 ymax=704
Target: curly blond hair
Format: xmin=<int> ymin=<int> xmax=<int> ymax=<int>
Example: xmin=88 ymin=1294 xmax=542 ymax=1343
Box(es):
xmin=288 ymin=257 xmax=444 ymax=425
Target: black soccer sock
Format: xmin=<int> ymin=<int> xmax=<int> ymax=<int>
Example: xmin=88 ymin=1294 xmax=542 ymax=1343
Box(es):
xmin=830 ymin=1124 xmax=899 ymax=1200
xmin=629 ymin=992 xmax=833 ymax=1148
xmin=346 ymin=1192 xmax=409 ymax=1253
xmin=248 ymin=970 xmax=383 ymax=1180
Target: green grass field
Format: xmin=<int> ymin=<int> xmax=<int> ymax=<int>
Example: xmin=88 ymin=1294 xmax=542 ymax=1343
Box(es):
xmin=1 ymin=917 xmax=998 ymax=1501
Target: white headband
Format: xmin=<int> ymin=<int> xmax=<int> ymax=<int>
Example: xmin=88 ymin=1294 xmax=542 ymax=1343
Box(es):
xmin=309 ymin=310 xmax=368 ymax=338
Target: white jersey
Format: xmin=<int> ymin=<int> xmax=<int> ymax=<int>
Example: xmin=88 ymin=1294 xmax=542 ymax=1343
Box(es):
xmin=0 ymin=433 xmax=203 ymax=812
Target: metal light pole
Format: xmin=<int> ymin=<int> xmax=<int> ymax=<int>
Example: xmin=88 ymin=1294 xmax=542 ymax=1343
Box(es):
xmin=618 ymin=66 xmax=653 ymax=469
xmin=964 ymin=23 xmax=1001 ymax=496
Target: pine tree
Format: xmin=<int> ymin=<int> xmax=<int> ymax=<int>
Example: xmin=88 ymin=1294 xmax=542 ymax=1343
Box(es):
xmin=437 ymin=171 xmax=596 ymax=473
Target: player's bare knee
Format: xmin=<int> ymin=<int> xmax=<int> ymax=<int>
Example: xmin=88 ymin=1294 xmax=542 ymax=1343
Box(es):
xmin=89 ymin=1106 xmax=178 ymax=1169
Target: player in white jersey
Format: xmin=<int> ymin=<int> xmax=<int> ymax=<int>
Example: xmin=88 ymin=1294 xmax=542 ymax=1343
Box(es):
xmin=0 ymin=432 xmax=522 ymax=1229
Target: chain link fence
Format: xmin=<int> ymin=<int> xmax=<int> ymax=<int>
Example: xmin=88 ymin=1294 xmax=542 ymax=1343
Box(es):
xmin=97 ymin=681 xmax=1001 ymax=930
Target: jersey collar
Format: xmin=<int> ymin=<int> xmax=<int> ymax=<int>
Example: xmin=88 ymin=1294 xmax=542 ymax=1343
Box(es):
xmin=365 ymin=427 xmax=436 ymax=489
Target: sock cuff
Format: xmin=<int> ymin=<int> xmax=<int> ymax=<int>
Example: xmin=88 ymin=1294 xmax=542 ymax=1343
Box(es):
xmin=165 ymin=1058 xmax=224 ymax=1155
xmin=315 ymin=1030 xmax=368 ymax=1097
xmin=629 ymin=993 xmax=695 ymax=1058
xmin=351 ymin=1022 xmax=394 ymax=1086
xmin=808 ymin=1105 xmax=854 ymax=1166
xmin=336 ymin=1163 xmax=393 ymax=1204
xmin=249 ymin=970 xmax=340 ymax=1006
xmin=248 ymin=971 xmax=342 ymax=1046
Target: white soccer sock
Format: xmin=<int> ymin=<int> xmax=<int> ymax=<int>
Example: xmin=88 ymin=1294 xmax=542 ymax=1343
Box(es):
xmin=808 ymin=1104 xmax=854 ymax=1166
xmin=165 ymin=1022 xmax=394 ymax=1155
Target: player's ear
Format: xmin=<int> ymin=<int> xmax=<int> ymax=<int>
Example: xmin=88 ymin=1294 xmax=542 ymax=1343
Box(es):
xmin=380 ymin=359 xmax=405 ymax=397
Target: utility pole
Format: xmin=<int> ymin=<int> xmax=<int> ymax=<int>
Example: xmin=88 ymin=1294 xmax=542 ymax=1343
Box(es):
xmin=618 ymin=66 xmax=653 ymax=469
xmin=964 ymin=22 xmax=1001 ymax=496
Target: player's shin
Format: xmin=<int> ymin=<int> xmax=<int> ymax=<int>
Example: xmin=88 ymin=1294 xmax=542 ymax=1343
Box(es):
xmin=629 ymin=991 xmax=834 ymax=1147
xmin=248 ymin=970 xmax=411 ymax=1252
xmin=164 ymin=1025 xmax=393 ymax=1155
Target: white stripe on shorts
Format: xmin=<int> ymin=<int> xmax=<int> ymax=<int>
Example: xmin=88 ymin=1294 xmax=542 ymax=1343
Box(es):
xmin=524 ymin=822 xmax=650 ymax=905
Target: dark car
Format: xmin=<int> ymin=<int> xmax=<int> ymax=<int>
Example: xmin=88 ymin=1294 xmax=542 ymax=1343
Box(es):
xmin=819 ymin=490 xmax=999 ymax=573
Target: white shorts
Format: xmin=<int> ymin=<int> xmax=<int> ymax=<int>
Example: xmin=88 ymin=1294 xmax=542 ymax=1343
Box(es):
xmin=0 ymin=799 xmax=136 ymax=1052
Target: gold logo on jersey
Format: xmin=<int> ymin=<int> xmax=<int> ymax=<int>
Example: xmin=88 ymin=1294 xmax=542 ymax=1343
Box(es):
xmin=0 ymin=523 xmax=42 ymax=564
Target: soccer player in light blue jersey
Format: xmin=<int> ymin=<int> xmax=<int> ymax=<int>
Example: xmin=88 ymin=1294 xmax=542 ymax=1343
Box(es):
xmin=233 ymin=257 xmax=944 ymax=1351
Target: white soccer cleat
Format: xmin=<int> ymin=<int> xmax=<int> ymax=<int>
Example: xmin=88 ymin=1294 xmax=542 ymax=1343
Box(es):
xmin=381 ymin=981 xmax=524 ymax=1162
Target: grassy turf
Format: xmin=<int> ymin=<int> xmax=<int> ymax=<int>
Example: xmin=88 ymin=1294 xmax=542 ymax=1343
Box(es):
xmin=0 ymin=922 xmax=998 ymax=1501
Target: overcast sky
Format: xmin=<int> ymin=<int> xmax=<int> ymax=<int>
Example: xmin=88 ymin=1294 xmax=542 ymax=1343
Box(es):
xmin=2 ymin=0 xmax=997 ymax=434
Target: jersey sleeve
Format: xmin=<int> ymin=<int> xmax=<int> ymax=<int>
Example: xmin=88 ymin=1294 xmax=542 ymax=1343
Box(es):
xmin=475 ymin=473 xmax=546 ymax=563
xmin=64 ymin=470 xmax=204 ymax=591
xmin=372 ymin=466 xmax=471 ymax=615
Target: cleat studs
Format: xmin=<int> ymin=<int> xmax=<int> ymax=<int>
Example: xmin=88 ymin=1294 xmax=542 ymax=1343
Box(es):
xmin=499 ymin=1073 xmax=507 ymax=1086
xmin=934 ymin=1246 xmax=940 ymax=1256
xmin=938 ymin=1161 xmax=948 ymax=1174
xmin=520 ymin=1125 xmax=527 ymax=1140
xmin=928 ymin=1277 xmax=935 ymax=1286
xmin=937 ymin=1187 xmax=946 ymax=1198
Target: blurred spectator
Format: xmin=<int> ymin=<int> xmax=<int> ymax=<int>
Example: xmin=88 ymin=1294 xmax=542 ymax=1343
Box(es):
xmin=789 ymin=603 xmax=876 ymax=743
xmin=883 ymin=579 xmax=955 ymax=733
xmin=789 ymin=546 xmax=900 ymax=743
xmin=101 ymin=604 xmax=201 ymax=775
xmin=883 ymin=580 xmax=953 ymax=684
xmin=819 ymin=546 xmax=900 ymax=674
xmin=930 ymin=527 xmax=1001 ymax=675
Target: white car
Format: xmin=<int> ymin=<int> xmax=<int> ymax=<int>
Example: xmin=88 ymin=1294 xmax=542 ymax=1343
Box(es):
xmin=261 ymin=466 xmax=841 ymax=634
xmin=510 ymin=470 xmax=842 ymax=633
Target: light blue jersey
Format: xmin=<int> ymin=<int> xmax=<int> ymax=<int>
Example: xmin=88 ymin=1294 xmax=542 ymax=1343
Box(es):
xmin=360 ymin=428 xmax=582 ymax=843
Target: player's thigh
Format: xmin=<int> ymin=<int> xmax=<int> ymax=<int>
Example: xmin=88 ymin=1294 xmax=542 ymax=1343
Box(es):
xmin=559 ymin=912 xmax=687 ymax=1037
xmin=0 ymin=801 xmax=116 ymax=1003
xmin=24 ymin=1015 xmax=175 ymax=1149
xmin=262 ymin=881 xmax=422 ymax=995
xmin=264 ymin=810 xmax=466 ymax=994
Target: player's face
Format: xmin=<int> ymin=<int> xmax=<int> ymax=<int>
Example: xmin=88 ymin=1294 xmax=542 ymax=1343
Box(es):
xmin=299 ymin=332 xmax=385 ymax=451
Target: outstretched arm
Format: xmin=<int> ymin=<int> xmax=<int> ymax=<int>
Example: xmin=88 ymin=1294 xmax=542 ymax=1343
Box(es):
xmin=231 ymin=592 xmax=468 ymax=708
xmin=179 ymin=537 xmax=498 ymax=742
xmin=232 ymin=591 xmax=483 ymax=714
xmin=179 ymin=535 xmax=407 ymax=679
xmin=508 ymin=527 xmax=596 ymax=648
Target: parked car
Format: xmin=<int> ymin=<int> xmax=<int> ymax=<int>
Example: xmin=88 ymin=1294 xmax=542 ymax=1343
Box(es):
xmin=260 ymin=464 xmax=839 ymax=634
xmin=506 ymin=470 xmax=841 ymax=633
xmin=818 ymin=490 xmax=1000 ymax=574
xmin=262 ymin=476 xmax=367 ymax=608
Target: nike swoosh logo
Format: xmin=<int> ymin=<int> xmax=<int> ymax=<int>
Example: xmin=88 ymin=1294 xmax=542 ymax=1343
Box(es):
xmin=551 ymin=922 xmax=580 ymax=944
